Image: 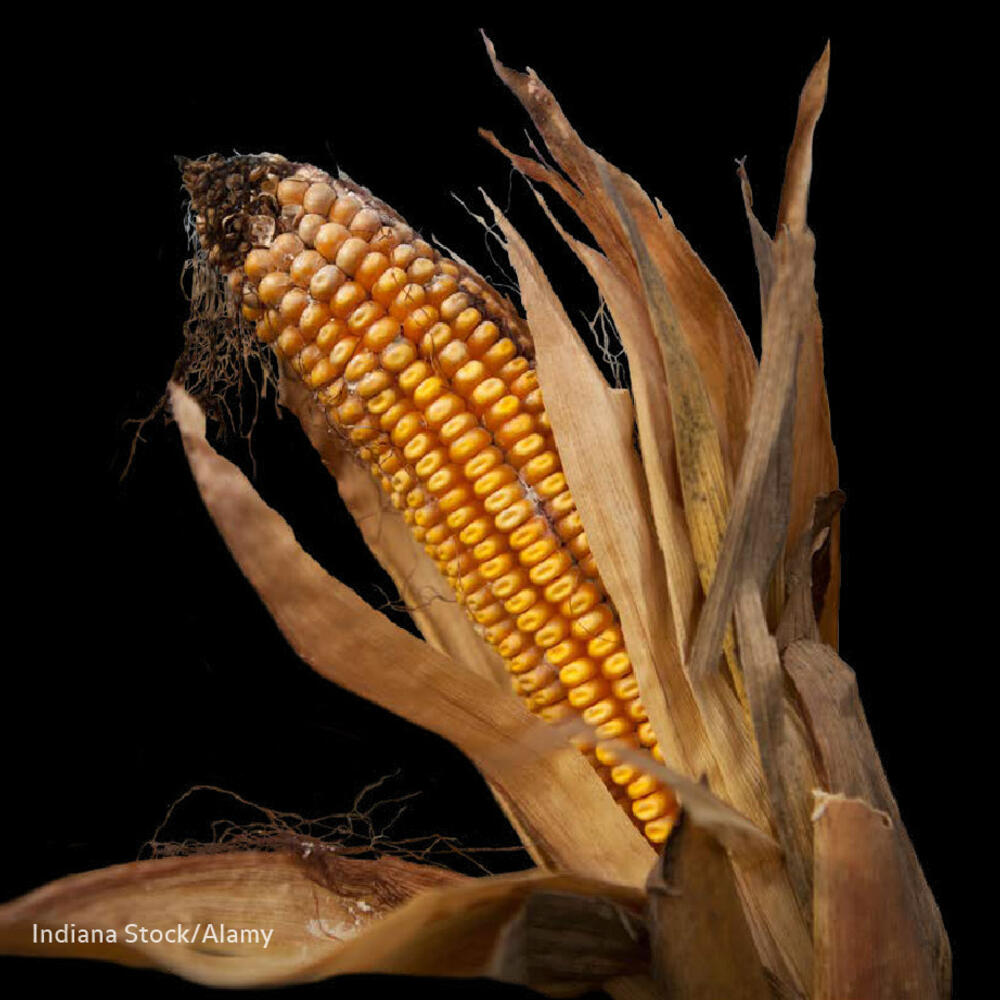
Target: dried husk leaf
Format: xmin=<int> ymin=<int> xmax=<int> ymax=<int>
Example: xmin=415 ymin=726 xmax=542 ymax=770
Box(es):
xmin=812 ymin=794 xmax=940 ymax=999
xmin=598 ymin=162 xmax=745 ymax=706
xmin=480 ymin=38 xmax=759 ymax=682
xmin=480 ymin=37 xmax=756 ymax=480
xmin=323 ymin=871 xmax=648 ymax=995
xmin=775 ymin=491 xmax=845 ymax=651
xmin=277 ymin=369 xmax=507 ymax=687
xmin=0 ymin=851 xmax=463 ymax=987
xmin=646 ymin=817 xmax=773 ymax=999
xmin=740 ymin=45 xmax=840 ymax=647
xmin=0 ymin=851 xmax=651 ymax=995
xmin=278 ymin=369 xmax=551 ymax=861
xmin=485 ymin=203 xmax=810 ymax=997
xmin=784 ymin=640 xmax=951 ymax=995
xmin=479 ymin=40 xmax=774 ymax=851
xmin=169 ymin=384 xmax=655 ymax=886
xmin=480 ymin=196 xmax=687 ymax=781
xmin=672 ymin=228 xmax=823 ymax=988
xmin=522 ymin=188 xmax=702 ymax=657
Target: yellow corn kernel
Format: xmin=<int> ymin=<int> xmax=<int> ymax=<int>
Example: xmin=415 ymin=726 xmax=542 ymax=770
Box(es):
xmin=185 ymin=159 xmax=673 ymax=848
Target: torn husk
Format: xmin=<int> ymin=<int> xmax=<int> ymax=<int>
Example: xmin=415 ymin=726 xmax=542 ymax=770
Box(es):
xmin=176 ymin=146 xmax=686 ymax=853
xmin=7 ymin=32 xmax=947 ymax=1000
xmin=478 ymin=35 xmax=946 ymax=999
xmin=0 ymin=849 xmax=650 ymax=996
xmin=171 ymin=383 xmax=656 ymax=886
xmin=812 ymin=794 xmax=939 ymax=999
xmin=0 ymin=850 xmax=462 ymax=988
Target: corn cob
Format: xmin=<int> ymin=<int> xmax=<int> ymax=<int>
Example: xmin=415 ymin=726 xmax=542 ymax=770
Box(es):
xmin=181 ymin=154 xmax=680 ymax=845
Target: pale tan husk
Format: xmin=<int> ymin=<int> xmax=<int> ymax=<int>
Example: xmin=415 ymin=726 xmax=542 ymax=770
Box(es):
xmin=0 ymin=35 xmax=949 ymax=1000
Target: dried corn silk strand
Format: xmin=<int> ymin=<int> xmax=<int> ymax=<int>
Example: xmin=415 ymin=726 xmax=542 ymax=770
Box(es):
xmin=181 ymin=154 xmax=678 ymax=845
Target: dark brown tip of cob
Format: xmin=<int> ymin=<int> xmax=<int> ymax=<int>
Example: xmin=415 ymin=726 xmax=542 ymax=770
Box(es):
xmin=178 ymin=154 xmax=295 ymax=273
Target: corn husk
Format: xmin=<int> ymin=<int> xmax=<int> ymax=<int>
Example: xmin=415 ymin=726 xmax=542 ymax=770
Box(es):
xmin=0 ymin=850 xmax=651 ymax=995
xmin=170 ymin=383 xmax=655 ymax=887
xmin=2 ymin=34 xmax=950 ymax=999
xmin=0 ymin=851 xmax=461 ymax=987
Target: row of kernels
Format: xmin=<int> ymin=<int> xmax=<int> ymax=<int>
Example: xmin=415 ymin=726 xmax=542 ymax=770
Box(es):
xmin=240 ymin=182 xmax=673 ymax=833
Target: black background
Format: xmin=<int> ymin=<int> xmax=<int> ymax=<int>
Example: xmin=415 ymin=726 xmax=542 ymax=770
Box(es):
xmin=3 ymin=12 xmax=967 ymax=999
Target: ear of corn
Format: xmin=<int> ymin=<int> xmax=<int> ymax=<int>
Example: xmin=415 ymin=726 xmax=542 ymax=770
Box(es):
xmin=181 ymin=154 xmax=679 ymax=845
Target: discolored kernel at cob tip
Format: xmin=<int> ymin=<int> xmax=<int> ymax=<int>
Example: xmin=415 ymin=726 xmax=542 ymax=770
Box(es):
xmin=179 ymin=153 xmax=680 ymax=845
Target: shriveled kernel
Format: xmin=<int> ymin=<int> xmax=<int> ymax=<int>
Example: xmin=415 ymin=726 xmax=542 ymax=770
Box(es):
xmin=245 ymin=248 xmax=277 ymax=282
xmin=382 ymin=340 xmax=417 ymax=372
xmin=336 ymin=237 xmax=370 ymax=276
xmin=281 ymin=203 xmax=304 ymax=231
xmin=331 ymin=195 xmax=362 ymax=225
xmin=308 ymin=358 xmax=336 ymax=388
xmin=290 ymin=249 xmax=326 ymax=287
xmin=316 ymin=319 xmax=347 ymax=353
xmin=277 ymin=178 xmax=308 ymax=206
xmin=279 ymin=287 xmax=309 ymax=324
xmin=453 ymin=360 xmax=487 ymax=397
xmin=355 ymin=252 xmax=391 ymax=290
xmin=348 ymin=301 xmax=386 ymax=336
xmin=349 ymin=208 xmax=382 ymax=238
xmin=331 ymin=282 xmax=368 ymax=318
xmin=297 ymin=343 xmax=323 ymax=373
xmin=314 ymin=223 xmax=350 ymax=261
xmin=424 ymin=393 xmax=464 ymax=428
xmin=298 ymin=213 xmax=326 ymax=247
xmin=407 ymin=257 xmax=436 ymax=284
xmin=362 ymin=316 xmax=401 ymax=352
xmin=299 ymin=301 xmax=330 ymax=341
xmin=344 ymin=351 xmax=377 ymax=383
xmin=309 ymin=264 xmax=346 ymax=301
xmin=258 ymin=272 xmax=293 ymax=307
xmin=302 ymin=182 xmax=336 ymax=216
xmin=271 ymin=233 xmax=304 ymax=267
xmin=391 ymin=244 xmax=417 ymax=269
xmin=372 ymin=267 xmax=408 ymax=306
xmin=277 ymin=327 xmax=305 ymax=357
